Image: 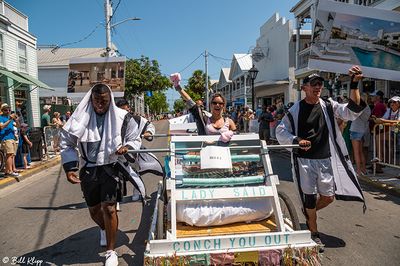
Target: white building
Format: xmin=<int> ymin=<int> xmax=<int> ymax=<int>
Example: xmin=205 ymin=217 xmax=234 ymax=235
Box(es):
xmin=0 ymin=0 xmax=51 ymax=127
xmin=228 ymin=54 xmax=253 ymax=108
xmin=216 ymin=68 xmax=232 ymax=106
xmin=252 ymin=13 xmax=312 ymax=107
xmin=37 ymin=47 xmax=145 ymax=115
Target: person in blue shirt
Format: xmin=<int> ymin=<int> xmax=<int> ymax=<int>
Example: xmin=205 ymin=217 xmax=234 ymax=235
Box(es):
xmin=0 ymin=103 xmax=20 ymax=177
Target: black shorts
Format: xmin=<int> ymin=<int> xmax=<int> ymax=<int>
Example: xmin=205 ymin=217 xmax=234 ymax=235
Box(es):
xmin=79 ymin=164 xmax=122 ymax=207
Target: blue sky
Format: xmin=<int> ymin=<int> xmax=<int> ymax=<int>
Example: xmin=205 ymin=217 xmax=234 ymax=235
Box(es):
xmin=10 ymin=0 xmax=296 ymax=106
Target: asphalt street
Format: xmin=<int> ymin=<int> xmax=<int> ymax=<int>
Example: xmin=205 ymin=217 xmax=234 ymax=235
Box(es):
xmin=0 ymin=120 xmax=399 ymax=265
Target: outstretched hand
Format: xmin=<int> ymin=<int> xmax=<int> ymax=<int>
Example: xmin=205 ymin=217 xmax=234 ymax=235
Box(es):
xmin=349 ymin=65 xmax=363 ymax=82
xmin=170 ymin=73 xmax=181 ymax=88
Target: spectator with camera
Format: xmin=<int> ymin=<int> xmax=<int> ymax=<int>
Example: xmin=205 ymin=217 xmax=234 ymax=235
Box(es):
xmin=0 ymin=103 xmax=20 ymax=177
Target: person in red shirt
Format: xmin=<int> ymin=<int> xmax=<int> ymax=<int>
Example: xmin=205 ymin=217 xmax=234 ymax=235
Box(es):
xmin=369 ymin=90 xmax=386 ymax=173
xmin=370 ymin=90 xmax=386 ymax=118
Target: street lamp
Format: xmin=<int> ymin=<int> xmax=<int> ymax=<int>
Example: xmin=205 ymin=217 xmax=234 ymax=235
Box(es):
xmin=110 ymin=17 xmax=141 ymax=29
xmin=248 ymin=64 xmax=259 ymax=110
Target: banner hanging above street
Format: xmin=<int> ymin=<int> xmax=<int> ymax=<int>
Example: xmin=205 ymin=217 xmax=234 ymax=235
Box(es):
xmin=309 ymin=0 xmax=400 ymax=81
xmin=67 ymin=56 xmax=126 ymax=94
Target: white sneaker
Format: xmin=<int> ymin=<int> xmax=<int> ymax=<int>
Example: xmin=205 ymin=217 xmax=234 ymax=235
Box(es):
xmin=100 ymin=229 xmax=106 ymax=247
xmin=8 ymin=172 xmax=20 ymax=177
xmin=105 ymin=250 xmax=118 ymax=266
xmin=131 ymin=190 xmax=141 ymax=202
xmin=116 ymin=202 xmax=121 ymax=212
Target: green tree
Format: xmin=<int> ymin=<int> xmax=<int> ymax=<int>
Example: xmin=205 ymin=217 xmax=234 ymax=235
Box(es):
xmin=124 ymin=56 xmax=171 ymax=99
xmin=173 ymin=99 xmax=186 ymax=113
xmin=145 ymin=91 xmax=169 ymax=114
xmin=185 ymin=70 xmax=211 ymax=99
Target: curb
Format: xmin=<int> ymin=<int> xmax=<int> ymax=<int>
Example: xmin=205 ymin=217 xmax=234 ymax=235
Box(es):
xmin=357 ymin=174 xmax=400 ymax=197
xmin=0 ymin=156 xmax=61 ymax=189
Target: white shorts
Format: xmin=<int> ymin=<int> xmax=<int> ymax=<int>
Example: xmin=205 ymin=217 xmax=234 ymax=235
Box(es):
xmin=297 ymin=158 xmax=334 ymax=196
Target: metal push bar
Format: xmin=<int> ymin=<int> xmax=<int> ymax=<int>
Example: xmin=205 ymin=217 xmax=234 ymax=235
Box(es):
xmin=127 ymin=144 xmax=300 ymax=153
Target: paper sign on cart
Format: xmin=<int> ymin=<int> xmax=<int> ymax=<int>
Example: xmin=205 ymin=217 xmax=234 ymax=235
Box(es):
xmin=200 ymin=146 xmax=232 ymax=170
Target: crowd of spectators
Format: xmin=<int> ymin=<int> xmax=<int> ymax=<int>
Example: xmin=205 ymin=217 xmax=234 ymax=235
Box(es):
xmin=0 ymin=103 xmax=74 ymax=178
xmin=325 ymin=91 xmax=399 ymax=175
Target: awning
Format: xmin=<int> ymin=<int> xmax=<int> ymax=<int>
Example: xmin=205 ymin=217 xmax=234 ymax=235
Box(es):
xmin=0 ymin=68 xmax=35 ymax=86
xmin=13 ymin=71 xmax=54 ymax=91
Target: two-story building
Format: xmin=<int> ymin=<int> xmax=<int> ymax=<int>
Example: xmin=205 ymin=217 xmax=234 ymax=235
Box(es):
xmin=216 ymin=68 xmax=232 ymax=107
xmin=228 ymin=54 xmax=253 ymax=108
xmin=0 ymin=0 xmax=51 ymax=127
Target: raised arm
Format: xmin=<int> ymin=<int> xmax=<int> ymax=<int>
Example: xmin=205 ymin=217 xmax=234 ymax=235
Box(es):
xmin=170 ymin=73 xmax=192 ymax=103
xmin=348 ymin=65 xmax=363 ymax=105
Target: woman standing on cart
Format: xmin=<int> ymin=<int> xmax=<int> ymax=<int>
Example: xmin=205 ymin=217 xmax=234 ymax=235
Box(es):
xmin=170 ymin=73 xmax=236 ymax=142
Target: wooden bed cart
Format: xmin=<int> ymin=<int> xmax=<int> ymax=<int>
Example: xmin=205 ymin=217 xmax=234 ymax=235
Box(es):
xmin=143 ymin=132 xmax=318 ymax=265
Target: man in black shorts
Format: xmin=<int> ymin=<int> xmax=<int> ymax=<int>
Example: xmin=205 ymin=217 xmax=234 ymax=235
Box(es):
xmin=60 ymin=83 xmax=140 ymax=266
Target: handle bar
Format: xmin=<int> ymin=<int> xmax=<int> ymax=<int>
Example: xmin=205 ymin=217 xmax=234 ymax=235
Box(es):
xmin=127 ymin=144 xmax=300 ymax=154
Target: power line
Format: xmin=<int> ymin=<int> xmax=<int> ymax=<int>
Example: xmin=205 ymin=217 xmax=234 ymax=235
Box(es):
xmin=209 ymin=53 xmax=230 ymax=68
xmin=112 ymin=0 xmax=122 ymax=18
xmin=208 ymin=52 xmax=250 ymax=61
xmin=51 ymin=22 xmax=103 ymax=53
xmin=177 ymin=52 xmax=204 ymax=74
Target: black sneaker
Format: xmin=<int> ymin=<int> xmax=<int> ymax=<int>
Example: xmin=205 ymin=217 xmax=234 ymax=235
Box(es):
xmin=311 ymin=232 xmax=325 ymax=253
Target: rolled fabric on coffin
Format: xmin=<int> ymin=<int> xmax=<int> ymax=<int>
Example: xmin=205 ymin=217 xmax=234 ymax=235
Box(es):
xmin=177 ymin=175 xmax=265 ymax=187
xmin=183 ymin=154 xmax=260 ymax=162
xmin=176 ymin=198 xmax=273 ymax=226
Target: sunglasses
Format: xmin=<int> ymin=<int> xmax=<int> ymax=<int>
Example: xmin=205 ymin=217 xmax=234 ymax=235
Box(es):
xmin=309 ymin=80 xmax=323 ymax=87
xmin=212 ymin=101 xmax=224 ymax=106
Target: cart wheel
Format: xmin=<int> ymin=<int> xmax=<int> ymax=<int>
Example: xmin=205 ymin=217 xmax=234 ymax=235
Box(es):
xmin=278 ymin=191 xmax=301 ymax=230
xmin=156 ymin=200 xmax=165 ymax=239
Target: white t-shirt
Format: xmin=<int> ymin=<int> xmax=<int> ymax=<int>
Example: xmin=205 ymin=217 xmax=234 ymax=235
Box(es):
xmin=382 ymin=108 xmax=399 ymax=132
xmin=382 ymin=108 xmax=399 ymax=121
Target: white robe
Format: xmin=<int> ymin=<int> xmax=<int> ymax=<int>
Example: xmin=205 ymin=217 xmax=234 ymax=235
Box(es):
xmin=60 ymin=86 xmax=148 ymax=197
xmin=276 ymin=98 xmax=365 ymax=206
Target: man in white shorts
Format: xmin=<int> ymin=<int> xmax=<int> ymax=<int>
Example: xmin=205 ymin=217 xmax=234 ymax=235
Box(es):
xmin=276 ymin=66 xmax=367 ymax=252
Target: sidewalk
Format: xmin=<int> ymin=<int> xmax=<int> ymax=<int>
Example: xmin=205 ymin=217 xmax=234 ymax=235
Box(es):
xmin=358 ymin=165 xmax=400 ymax=196
xmin=0 ymin=155 xmax=61 ymax=189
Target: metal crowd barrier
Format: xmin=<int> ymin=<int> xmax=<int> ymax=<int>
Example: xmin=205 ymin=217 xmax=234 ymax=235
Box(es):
xmin=43 ymin=126 xmax=61 ymax=158
xmin=372 ymin=123 xmax=400 ymax=175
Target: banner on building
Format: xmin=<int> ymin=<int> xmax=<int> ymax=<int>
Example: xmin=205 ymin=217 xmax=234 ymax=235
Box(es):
xmin=309 ymin=0 xmax=400 ymax=81
xmin=67 ymin=56 xmax=126 ymax=94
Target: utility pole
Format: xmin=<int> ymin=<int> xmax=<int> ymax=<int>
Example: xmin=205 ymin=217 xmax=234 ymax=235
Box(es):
xmin=105 ymin=0 xmax=113 ymax=57
xmin=205 ymin=50 xmax=209 ymax=111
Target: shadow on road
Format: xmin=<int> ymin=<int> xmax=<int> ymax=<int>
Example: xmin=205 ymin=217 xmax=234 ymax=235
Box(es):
xmin=18 ymin=201 xmax=87 ymax=211
xmin=19 ymin=227 xmax=130 ymax=265
xmin=127 ymin=190 xmax=158 ymax=265
xmin=359 ymin=181 xmax=400 ymax=205
xmin=319 ymin=232 xmax=346 ymax=248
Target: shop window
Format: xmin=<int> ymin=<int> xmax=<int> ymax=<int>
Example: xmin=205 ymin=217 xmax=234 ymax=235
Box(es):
xmin=0 ymin=82 xmax=6 ymax=104
xmin=0 ymin=34 xmax=4 ymax=66
xmin=14 ymin=88 xmax=28 ymax=124
xmin=18 ymin=42 xmax=28 ymax=73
